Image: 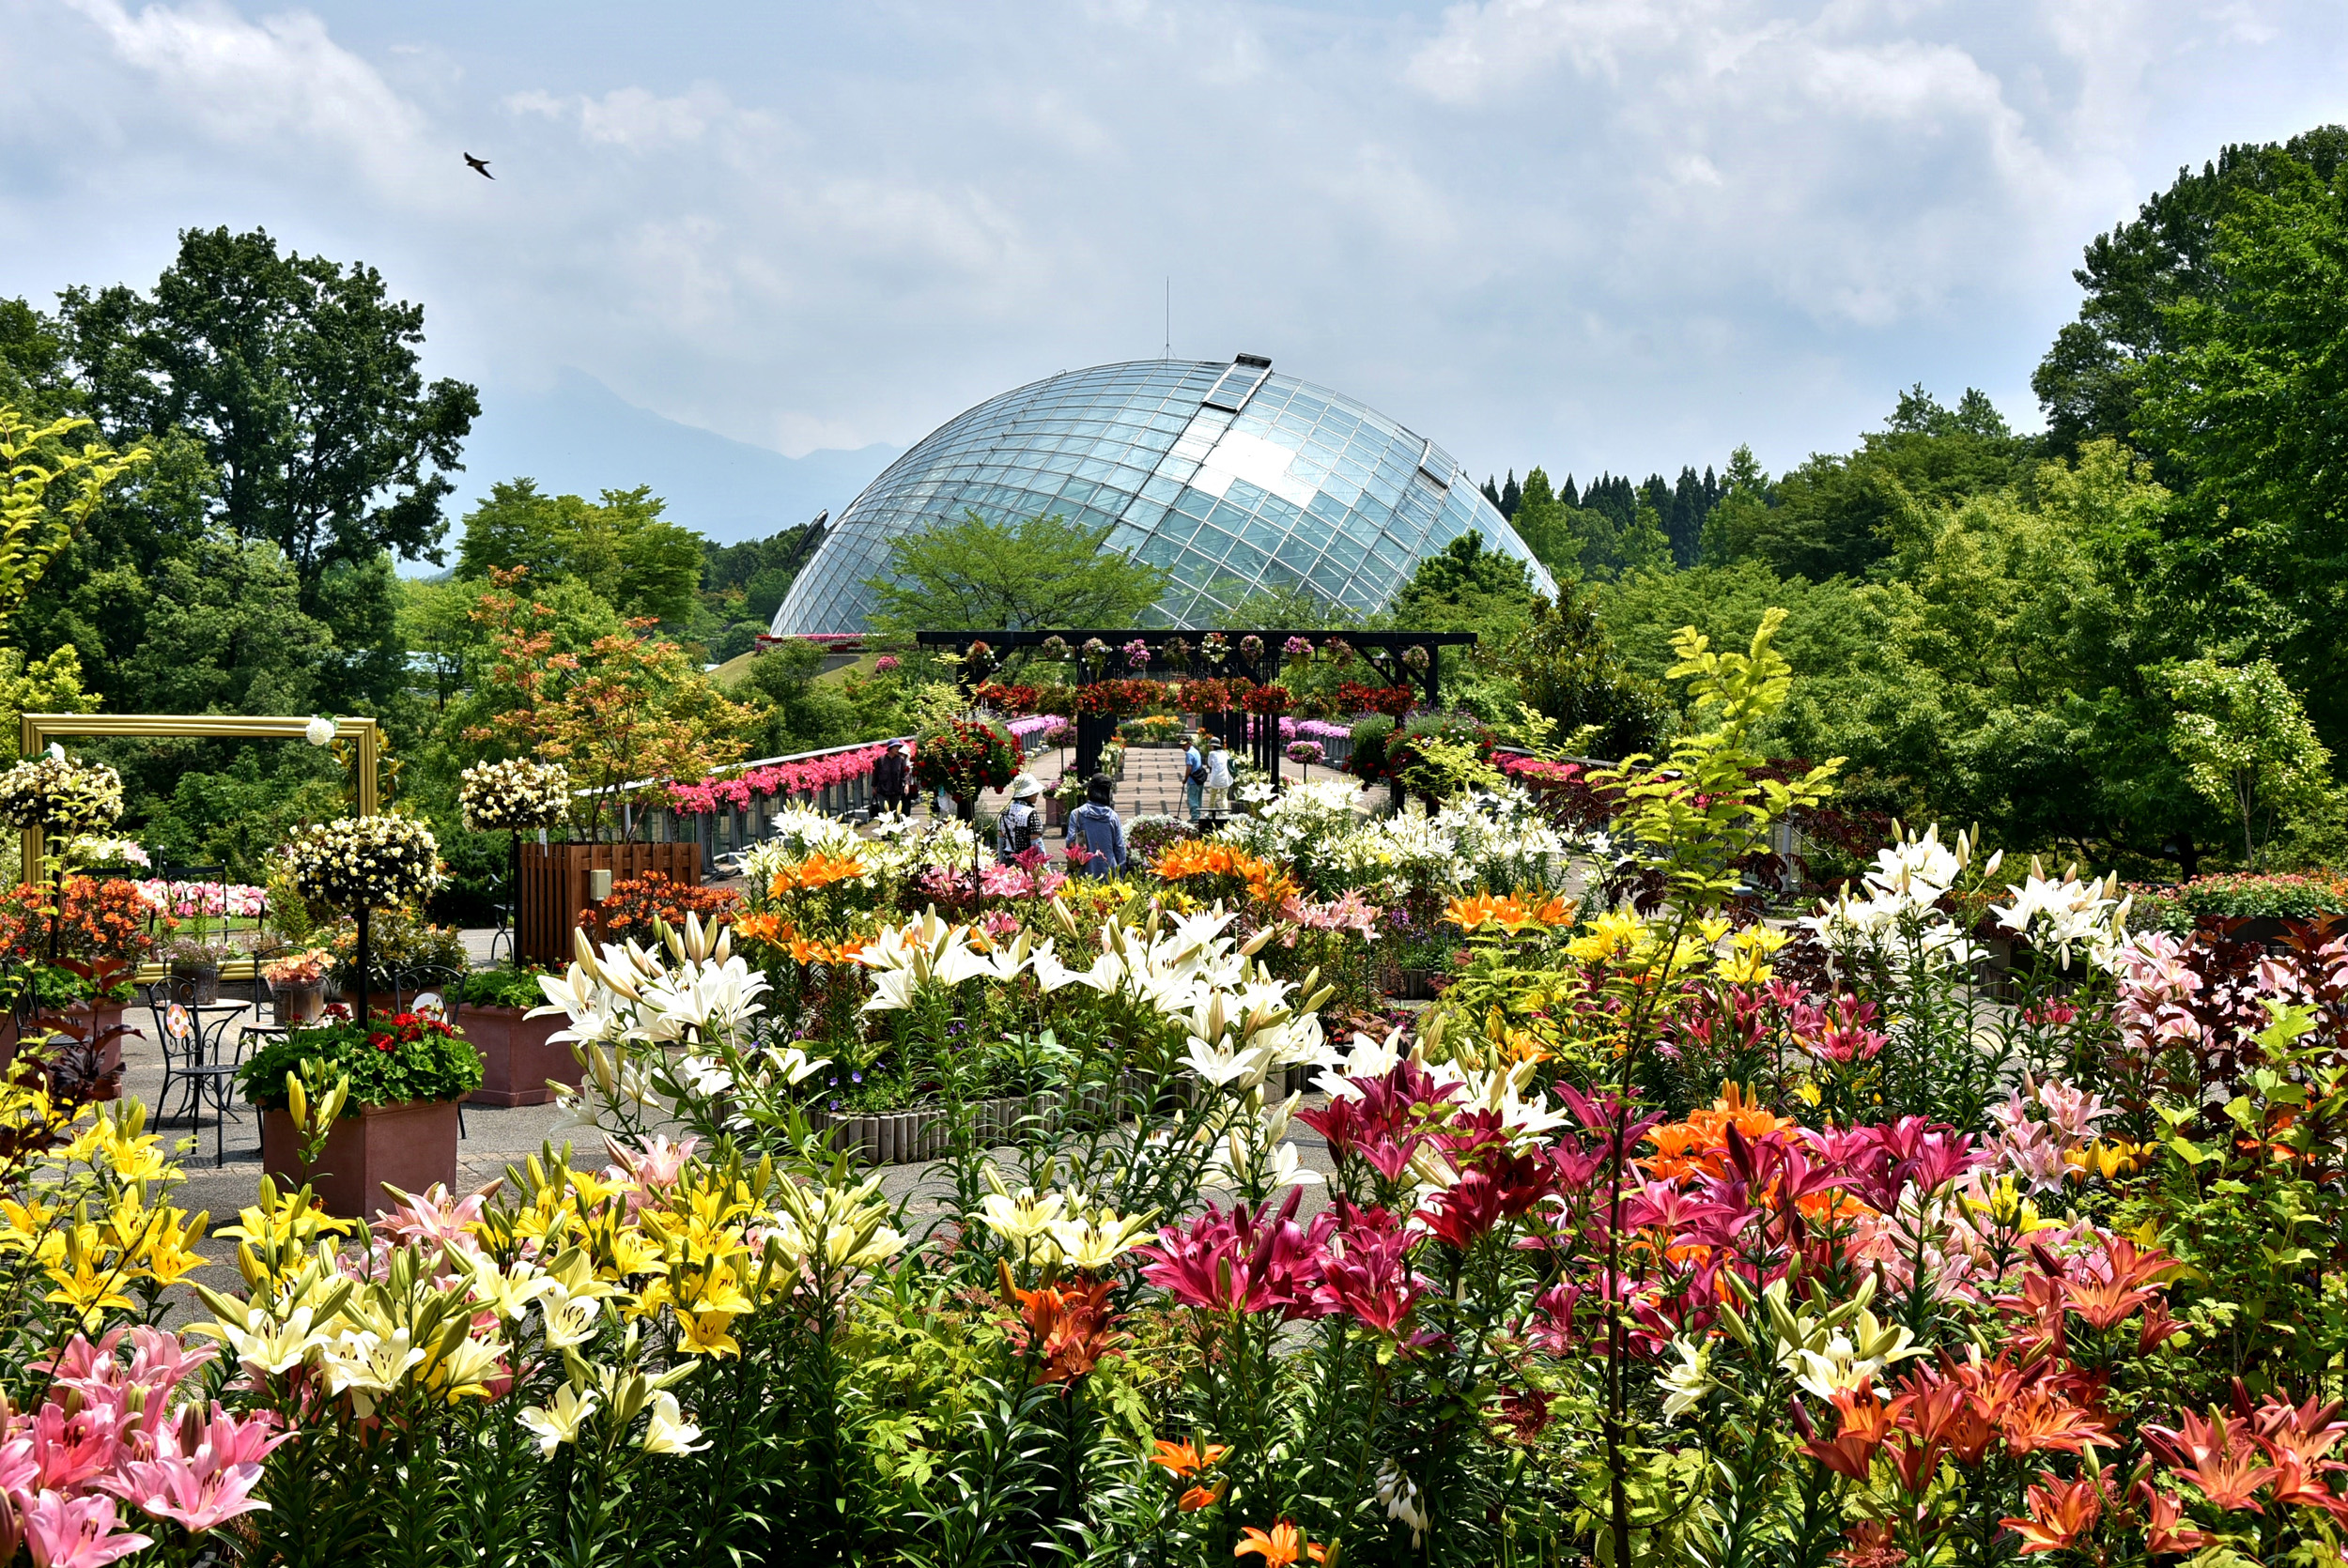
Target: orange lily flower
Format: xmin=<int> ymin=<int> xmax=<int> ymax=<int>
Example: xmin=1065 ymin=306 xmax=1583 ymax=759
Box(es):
xmin=768 ymin=851 xmax=869 ymax=894
xmin=1001 ymin=1264 xmax=1123 ymax=1385
xmin=1149 ymin=1438 xmax=1230 ymax=1479
xmin=2001 ymin=1471 xmax=2109 ymax=1555
xmin=1234 ymin=1522 xmax=1324 ymax=1564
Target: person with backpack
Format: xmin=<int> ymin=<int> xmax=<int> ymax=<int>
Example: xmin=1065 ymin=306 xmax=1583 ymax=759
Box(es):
xmin=1203 ymin=740 xmax=1233 ymax=821
xmin=1067 ymin=775 xmax=1127 ymax=878
xmin=1182 ymin=733 xmax=1207 ymax=822
xmin=996 ymin=773 xmax=1043 ymax=861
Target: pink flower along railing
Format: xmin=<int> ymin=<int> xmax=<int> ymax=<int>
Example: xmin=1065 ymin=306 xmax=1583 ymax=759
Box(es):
xmin=667 ymin=741 xmax=904 ymax=816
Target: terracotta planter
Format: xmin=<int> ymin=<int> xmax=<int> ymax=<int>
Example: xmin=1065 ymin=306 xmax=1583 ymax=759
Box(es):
xmin=274 ymin=982 xmax=325 ymax=1026
xmin=0 ymin=1003 xmax=126 ymax=1073
xmin=260 ymin=1099 xmax=460 ymax=1220
xmin=460 ymin=1006 xmax=579 ymax=1107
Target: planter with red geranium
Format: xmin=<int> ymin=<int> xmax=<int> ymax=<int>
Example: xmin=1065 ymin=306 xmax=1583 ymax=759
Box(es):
xmin=240 ymin=1010 xmax=484 ymax=1218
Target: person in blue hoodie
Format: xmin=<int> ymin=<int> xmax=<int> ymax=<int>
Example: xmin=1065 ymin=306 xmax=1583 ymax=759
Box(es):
xmin=1067 ymin=775 xmax=1127 ymax=878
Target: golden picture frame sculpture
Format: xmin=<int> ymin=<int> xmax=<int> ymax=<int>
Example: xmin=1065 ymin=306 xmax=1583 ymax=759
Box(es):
xmin=16 ymin=712 xmax=378 ymax=884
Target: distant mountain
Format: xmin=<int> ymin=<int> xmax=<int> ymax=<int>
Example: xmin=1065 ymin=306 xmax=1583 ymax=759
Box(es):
xmin=440 ymin=369 xmax=899 ymax=550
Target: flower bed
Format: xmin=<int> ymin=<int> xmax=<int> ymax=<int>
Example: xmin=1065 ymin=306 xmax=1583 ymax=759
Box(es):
xmin=2126 ymin=869 xmax=2348 ymax=934
xmin=19 ymin=630 xmax=2348 ymax=1563
xmin=131 ymin=878 xmax=270 ymax=919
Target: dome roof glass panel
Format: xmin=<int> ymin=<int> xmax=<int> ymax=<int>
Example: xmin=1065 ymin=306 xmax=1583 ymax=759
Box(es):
xmin=771 ymin=356 xmax=1556 ymax=635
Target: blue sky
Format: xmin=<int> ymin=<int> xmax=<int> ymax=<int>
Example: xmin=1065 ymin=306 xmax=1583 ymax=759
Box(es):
xmin=5 ymin=0 xmax=2347 ymax=541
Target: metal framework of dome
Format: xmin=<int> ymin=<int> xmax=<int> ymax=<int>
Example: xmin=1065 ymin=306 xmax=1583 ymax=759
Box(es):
xmin=770 ymin=355 xmax=1556 ymax=635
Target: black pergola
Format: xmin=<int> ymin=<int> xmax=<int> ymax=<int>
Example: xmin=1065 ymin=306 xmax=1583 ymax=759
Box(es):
xmin=915 ymin=628 xmax=1476 ymax=785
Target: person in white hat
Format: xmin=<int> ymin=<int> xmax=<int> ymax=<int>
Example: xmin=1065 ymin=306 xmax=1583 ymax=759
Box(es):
xmin=997 ymin=772 xmax=1043 ymax=861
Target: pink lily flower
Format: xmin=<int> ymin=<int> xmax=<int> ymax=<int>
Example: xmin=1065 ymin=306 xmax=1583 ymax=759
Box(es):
xmin=23 ymin=1492 xmax=151 ymax=1568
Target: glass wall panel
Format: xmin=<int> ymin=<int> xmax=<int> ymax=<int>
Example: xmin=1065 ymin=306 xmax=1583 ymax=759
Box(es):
xmin=770 ymin=357 xmax=1555 ymax=635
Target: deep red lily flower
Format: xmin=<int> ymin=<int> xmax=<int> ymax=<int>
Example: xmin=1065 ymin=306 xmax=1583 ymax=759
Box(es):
xmin=1307 ymin=1203 xmax=1425 ymax=1336
xmin=1135 ymin=1188 xmax=1331 ymax=1318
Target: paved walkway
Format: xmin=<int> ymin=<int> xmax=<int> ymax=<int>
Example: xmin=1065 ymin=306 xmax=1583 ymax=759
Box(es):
xmin=963 ymin=741 xmax=1385 ymax=838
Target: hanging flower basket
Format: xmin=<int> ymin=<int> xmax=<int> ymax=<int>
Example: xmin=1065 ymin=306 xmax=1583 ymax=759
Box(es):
xmin=912 ymin=718 xmax=1019 ymax=806
xmin=458 ymin=759 xmax=571 ymax=832
xmin=281 ymin=815 xmax=441 ymax=912
xmin=0 ymin=756 xmax=124 ymax=836
xmin=1241 ymin=684 xmax=1293 ymax=716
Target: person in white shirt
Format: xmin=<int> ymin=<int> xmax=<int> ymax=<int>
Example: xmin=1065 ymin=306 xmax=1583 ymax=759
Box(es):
xmin=1202 ymin=743 xmax=1233 ymax=819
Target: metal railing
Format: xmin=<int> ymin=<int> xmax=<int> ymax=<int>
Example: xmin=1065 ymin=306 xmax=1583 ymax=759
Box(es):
xmin=628 ymin=735 xmax=915 ymax=874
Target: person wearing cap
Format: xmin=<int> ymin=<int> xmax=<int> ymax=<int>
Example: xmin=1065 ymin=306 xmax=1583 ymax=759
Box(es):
xmin=872 ymin=739 xmax=911 ymax=817
xmin=1202 ymin=739 xmax=1233 ymax=821
xmin=1068 ymin=774 xmax=1127 ymax=878
xmin=997 ymin=772 xmax=1043 ymax=861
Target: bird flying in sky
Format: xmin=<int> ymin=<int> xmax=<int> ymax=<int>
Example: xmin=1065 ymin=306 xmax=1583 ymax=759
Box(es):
xmin=464 ymin=153 xmax=493 ymax=179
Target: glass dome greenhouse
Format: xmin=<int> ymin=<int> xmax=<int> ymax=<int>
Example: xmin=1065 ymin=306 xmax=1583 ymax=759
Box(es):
xmin=769 ymin=355 xmax=1556 ymax=634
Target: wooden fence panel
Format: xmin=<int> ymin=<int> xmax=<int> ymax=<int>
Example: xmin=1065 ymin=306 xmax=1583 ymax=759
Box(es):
xmin=517 ymin=842 xmax=702 ymax=967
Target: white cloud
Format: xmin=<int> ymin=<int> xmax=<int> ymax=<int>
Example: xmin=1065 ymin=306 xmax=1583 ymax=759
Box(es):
xmin=59 ymin=0 xmax=432 ymax=190
xmin=506 ymin=81 xmax=754 ymax=149
xmin=2 ymin=0 xmax=2343 ymax=500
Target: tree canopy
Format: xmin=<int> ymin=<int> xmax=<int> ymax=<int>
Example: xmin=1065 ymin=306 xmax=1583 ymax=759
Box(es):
xmin=57 ymin=226 xmax=479 ymax=596
xmin=456 ymin=479 xmax=703 ymax=626
xmin=864 ymin=509 xmax=1166 ymax=634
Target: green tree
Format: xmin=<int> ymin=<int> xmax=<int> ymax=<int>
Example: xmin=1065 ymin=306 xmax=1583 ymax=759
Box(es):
xmin=2033 ymin=125 xmax=2348 ymax=453
xmin=2131 ymin=155 xmax=2348 ymax=749
xmin=0 ymin=403 xmax=148 ymax=636
xmin=1388 ymin=532 xmax=1534 ymax=627
xmin=734 ymin=638 xmax=863 ymax=757
xmin=1492 ymin=585 xmax=1668 ymax=761
xmin=864 ymin=510 xmax=1164 ymax=634
xmin=456 ymin=480 xmax=703 ymax=624
xmin=1842 ymin=443 xmax=2217 ymax=872
xmin=55 ymin=226 xmax=478 ymax=599
xmin=1699 ymin=445 xmax=1773 ymax=566
xmin=703 ymin=521 xmax=821 ymax=623
xmin=1735 ymin=387 xmax=2033 ymax=581
xmin=1503 ymin=469 xmax=1582 ymax=577
xmin=2167 ymin=657 xmax=2335 ymax=867
xmin=113 ymin=530 xmax=333 ymax=716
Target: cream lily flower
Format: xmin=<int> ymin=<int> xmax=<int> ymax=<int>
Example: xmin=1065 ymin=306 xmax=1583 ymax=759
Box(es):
xmin=1043 ymin=1207 xmax=1156 ymax=1269
xmin=519 ymin=1383 xmax=599 ymax=1454
xmin=641 ymin=1391 xmax=707 ymax=1455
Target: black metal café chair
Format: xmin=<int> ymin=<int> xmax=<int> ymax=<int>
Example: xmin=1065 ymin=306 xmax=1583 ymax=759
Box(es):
xmin=149 ymin=995 xmax=247 ymax=1166
xmin=147 ymin=993 xmax=203 ymax=1128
